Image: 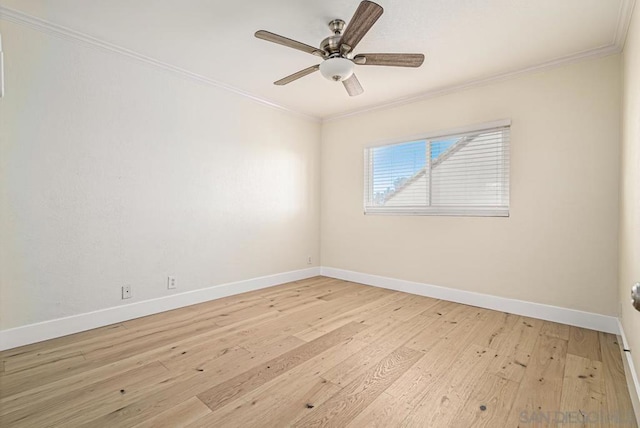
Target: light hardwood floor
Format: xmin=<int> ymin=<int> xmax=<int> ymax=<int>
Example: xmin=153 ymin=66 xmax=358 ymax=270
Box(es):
xmin=0 ymin=276 xmax=637 ymax=427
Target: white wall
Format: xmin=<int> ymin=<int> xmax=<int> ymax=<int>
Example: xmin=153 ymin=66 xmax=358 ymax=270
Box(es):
xmin=0 ymin=15 xmax=628 ymax=340
xmin=0 ymin=20 xmax=320 ymax=330
xmin=621 ymin=3 xmax=640 ymax=404
xmin=321 ymin=55 xmax=621 ymax=316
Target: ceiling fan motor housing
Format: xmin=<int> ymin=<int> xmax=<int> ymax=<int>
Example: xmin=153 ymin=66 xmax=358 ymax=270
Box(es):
xmin=321 ymin=19 xmax=347 ymax=55
xmin=319 ymin=19 xmax=353 ymax=82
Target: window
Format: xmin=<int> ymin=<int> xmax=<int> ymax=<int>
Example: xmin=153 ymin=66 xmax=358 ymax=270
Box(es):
xmin=364 ymin=121 xmax=510 ymax=216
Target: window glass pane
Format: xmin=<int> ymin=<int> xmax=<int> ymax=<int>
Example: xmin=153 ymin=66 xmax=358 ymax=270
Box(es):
xmin=370 ymin=140 xmax=427 ymax=207
xmin=364 ymin=123 xmax=510 ymax=216
xmin=431 ymin=131 xmax=507 ymax=207
xmin=431 ymin=138 xmax=456 ymax=161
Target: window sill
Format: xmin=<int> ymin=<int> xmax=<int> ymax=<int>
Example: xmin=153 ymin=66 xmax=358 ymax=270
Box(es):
xmin=364 ymin=207 xmax=509 ymax=217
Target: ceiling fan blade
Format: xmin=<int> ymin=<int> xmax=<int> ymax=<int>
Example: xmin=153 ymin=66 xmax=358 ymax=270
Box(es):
xmin=274 ymin=65 xmax=320 ymax=85
xmin=255 ymin=30 xmax=324 ymax=57
xmin=353 ymin=53 xmax=425 ymax=67
xmin=342 ymin=74 xmax=364 ymax=97
xmin=339 ymin=1 xmax=384 ymax=52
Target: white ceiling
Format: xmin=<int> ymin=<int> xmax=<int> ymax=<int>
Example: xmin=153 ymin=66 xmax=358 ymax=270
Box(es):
xmin=0 ymin=0 xmax=633 ymax=118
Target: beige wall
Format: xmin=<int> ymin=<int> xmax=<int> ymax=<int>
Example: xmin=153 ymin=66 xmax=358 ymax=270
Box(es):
xmin=621 ymin=3 xmax=640 ymax=405
xmin=0 ymin=20 xmax=320 ymax=330
xmin=321 ymin=55 xmax=621 ymax=316
xmin=0 ymin=11 xmax=630 ymax=352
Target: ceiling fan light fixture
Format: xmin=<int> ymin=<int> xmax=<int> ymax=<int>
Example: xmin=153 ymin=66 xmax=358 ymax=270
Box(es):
xmin=319 ymin=57 xmax=354 ymax=82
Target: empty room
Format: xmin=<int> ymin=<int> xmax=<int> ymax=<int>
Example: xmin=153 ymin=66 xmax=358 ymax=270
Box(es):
xmin=1 ymin=0 xmax=640 ymax=427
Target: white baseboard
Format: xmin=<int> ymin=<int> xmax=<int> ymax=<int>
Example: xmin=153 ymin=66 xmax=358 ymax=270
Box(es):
xmin=324 ymin=265 xmax=640 ymax=415
xmin=0 ymin=267 xmax=321 ymax=351
xmin=0 ymin=266 xmax=624 ymax=352
xmin=618 ymin=320 xmax=640 ymax=424
xmin=320 ymin=267 xmax=620 ymax=334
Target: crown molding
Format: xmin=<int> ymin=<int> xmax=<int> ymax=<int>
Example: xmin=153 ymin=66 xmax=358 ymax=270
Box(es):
xmin=322 ymin=44 xmax=621 ymax=122
xmin=615 ymin=0 xmax=637 ymax=51
xmin=1 ymin=1 xmax=635 ymax=123
xmin=323 ymin=0 xmax=636 ymax=122
xmin=0 ymin=6 xmax=320 ymax=123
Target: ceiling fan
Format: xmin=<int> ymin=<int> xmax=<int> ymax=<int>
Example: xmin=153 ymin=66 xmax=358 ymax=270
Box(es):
xmin=255 ymin=0 xmax=425 ymax=97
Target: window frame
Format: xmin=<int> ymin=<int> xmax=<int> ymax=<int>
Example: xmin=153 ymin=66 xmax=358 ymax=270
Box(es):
xmin=363 ymin=119 xmax=511 ymax=217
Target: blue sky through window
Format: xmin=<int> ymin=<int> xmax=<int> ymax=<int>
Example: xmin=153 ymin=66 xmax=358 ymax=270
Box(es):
xmin=431 ymin=138 xmax=457 ymax=160
xmin=370 ymin=138 xmax=463 ymax=205
xmin=371 ymin=141 xmax=426 ymax=198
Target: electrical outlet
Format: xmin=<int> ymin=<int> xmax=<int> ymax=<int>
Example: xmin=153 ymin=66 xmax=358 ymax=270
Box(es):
xmin=122 ymin=285 xmax=132 ymax=299
xmin=167 ymin=276 xmax=177 ymax=289
xmin=307 ymin=256 xmax=312 ymax=265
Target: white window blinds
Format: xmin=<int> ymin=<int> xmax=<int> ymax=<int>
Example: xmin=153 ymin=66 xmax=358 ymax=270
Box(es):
xmin=364 ymin=122 xmax=510 ymax=216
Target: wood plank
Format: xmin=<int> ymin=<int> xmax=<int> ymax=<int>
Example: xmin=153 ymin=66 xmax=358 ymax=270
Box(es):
xmin=568 ymin=326 xmax=602 ymax=362
xmin=293 ymin=292 xmax=408 ymax=342
xmin=0 ymin=309 xmax=285 ymax=399
xmin=599 ymin=332 xmax=638 ymax=427
xmin=315 ymin=281 xmax=382 ymax=301
xmin=189 ymin=337 xmax=370 ymax=427
xmin=197 ymin=321 xmax=369 ymax=411
xmin=263 ymin=284 xmax=391 ymax=339
xmin=347 ymin=343 xmax=496 ymax=427
xmin=396 ymin=344 xmax=499 ymax=427
xmin=505 ymin=334 xmax=569 ymax=426
xmin=0 ymin=309 xmax=294 ymax=410
xmin=322 ymin=313 xmax=438 ymax=386
xmin=1 ymin=348 xmax=176 ymax=414
xmin=76 ymin=335 xmax=308 ymax=427
xmin=405 ymin=302 xmax=487 ymax=352
xmin=454 ymin=373 xmax=520 ymax=428
xmin=188 ymin=378 xmax=342 ymax=428
xmin=469 ymin=311 xmax=520 ymax=350
xmin=559 ymin=354 xmax=604 ymax=427
xmin=0 ymin=361 xmax=170 ymax=427
xmin=540 ymin=320 xmax=571 ymax=340
xmin=132 ymin=397 xmax=212 ymax=428
xmin=70 ymin=372 xmax=209 ymax=427
xmin=488 ymin=316 xmax=544 ymax=383
xmin=380 ymin=294 xmax=440 ymax=322
xmin=0 ymin=352 xmax=88 ymax=399
xmin=292 ymin=346 xmax=423 ymax=427
xmin=261 ymin=278 xmax=351 ymax=304
xmin=2 ymin=350 xmax=85 ymax=375
xmin=347 ymin=313 xmax=508 ymax=427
